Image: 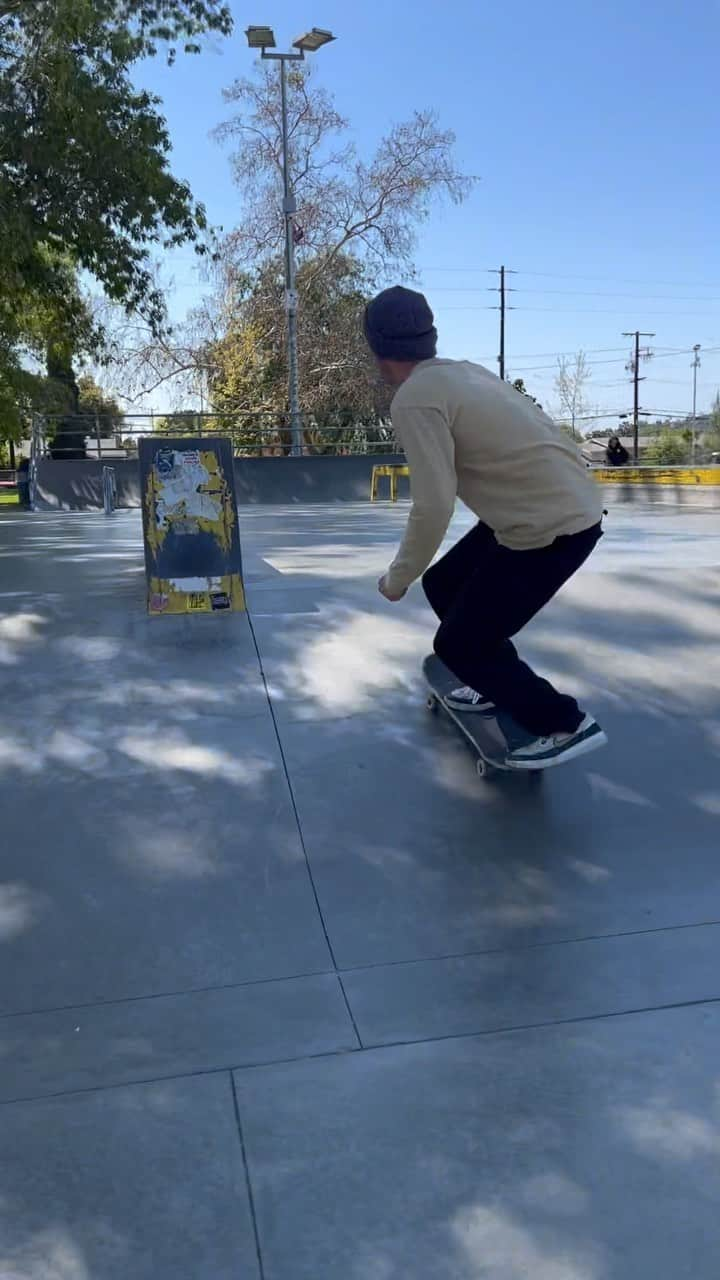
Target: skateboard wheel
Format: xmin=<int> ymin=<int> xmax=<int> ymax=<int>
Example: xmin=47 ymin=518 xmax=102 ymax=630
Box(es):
xmin=427 ymin=694 xmax=439 ymax=713
xmin=476 ymin=758 xmax=497 ymax=779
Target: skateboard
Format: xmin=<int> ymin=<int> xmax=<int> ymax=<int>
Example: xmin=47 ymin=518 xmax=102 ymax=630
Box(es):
xmin=423 ymin=653 xmax=543 ymax=780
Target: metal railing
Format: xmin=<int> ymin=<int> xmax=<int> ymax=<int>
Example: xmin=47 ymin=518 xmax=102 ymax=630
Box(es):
xmin=30 ymin=410 xmax=399 ymax=460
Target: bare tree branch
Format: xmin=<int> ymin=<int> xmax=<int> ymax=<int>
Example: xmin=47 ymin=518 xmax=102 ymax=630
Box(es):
xmin=554 ymin=351 xmax=592 ymax=440
xmin=214 ymin=63 xmax=477 ymax=288
xmin=110 ymin=63 xmax=476 ymax=413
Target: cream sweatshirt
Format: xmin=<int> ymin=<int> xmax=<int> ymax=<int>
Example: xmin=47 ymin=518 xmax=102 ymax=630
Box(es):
xmin=384 ymin=358 xmax=603 ymax=594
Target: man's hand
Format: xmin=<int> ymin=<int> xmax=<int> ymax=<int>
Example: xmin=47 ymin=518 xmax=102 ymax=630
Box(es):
xmin=378 ymin=574 xmax=407 ymax=602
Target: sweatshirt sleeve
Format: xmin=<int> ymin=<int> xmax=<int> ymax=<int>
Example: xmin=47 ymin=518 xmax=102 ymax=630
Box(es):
xmin=384 ymin=404 xmax=457 ymax=594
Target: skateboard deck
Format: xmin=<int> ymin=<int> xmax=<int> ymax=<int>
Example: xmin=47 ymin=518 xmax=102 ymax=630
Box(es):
xmin=422 ymin=654 xmax=542 ymax=779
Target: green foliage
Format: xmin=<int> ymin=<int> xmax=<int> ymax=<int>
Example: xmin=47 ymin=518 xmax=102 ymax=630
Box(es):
xmin=77 ymin=374 xmax=124 ymax=437
xmin=0 ymin=0 xmax=231 ymax=443
xmin=0 ymin=248 xmax=99 ymax=442
xmin=0 ymin=0 xmax=232 ymax=336
xmin=702 ymin=394 xmax=720 ymax=460
xmin=644 ymin=430 xmax=689 ymax=466
xmin=155 ymin=410 xmax=202 ymax=435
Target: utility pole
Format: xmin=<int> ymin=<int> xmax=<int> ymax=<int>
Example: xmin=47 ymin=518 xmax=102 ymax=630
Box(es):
xmin=622 ymin=330 xmax=655 ymax=463
xmin=691 ymin=344 xmax=701 ymax=464
xmin=489 ymin=266 xmax=514 ymax=379
xmin=499 ymin=265 xmax=506 ymax=380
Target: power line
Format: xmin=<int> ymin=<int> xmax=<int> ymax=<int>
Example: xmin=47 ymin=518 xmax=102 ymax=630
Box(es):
xmin=479 ymin=347 xmax=720 ymax=375
xmin=429 ymin=287 xmax=720 ymax=301
xmin=585 ymin=380 xmax=634 ymax=388
xmin=420 ymin=267 xmax=720 ymax=289
xmin=441 ymin=306 xmax=720 ymax=316
xmin=476 ymin=345 xmax=630 ymax=358
xmin=518 ymin=271 xmax=720 ymax=290
xmin=496 ymin=334 xmax=709 ymax=373
xmin=508 ymin=357 xmax=630 ymax=373
xmin=651 ymin=376 xmax=714 ymax=387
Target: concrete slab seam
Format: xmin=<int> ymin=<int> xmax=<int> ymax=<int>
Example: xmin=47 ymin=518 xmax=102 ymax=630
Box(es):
xmin=245 ymin=608 xmax=364 ymax=1050
xmin=3 ymin=994 xmax=720 ymax=1110
xmin=4 ymin=918 xmax=720 ymax=1024
xmin=230 ymin=1072 xmax=266 ymax=1280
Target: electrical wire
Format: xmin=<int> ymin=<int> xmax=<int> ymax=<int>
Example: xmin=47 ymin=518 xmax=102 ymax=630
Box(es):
xmin=420 ymin=267 xmax=720 ymax=290
xmin=427 ymin=287 xmax=720 ymax=302
xmin=478 ymin=348 xmax=720 ymax=374
xmin=439 ymin=306 xmax=719 ymax=316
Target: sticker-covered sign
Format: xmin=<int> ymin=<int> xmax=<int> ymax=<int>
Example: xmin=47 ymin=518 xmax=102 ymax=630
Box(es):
xmin=139 ymin=437 xmax=245 ymax=616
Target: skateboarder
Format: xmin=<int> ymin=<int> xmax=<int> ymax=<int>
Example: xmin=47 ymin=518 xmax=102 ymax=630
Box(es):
xmin=364 ymin=285 xmax=607 ymax=770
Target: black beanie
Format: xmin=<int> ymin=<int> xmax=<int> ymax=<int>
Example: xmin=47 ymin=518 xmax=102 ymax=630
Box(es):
xmin=364 ymin=286 xmax=437 ymax=361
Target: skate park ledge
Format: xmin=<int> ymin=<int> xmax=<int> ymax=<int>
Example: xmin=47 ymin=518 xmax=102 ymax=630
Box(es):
xmin=29 ymin=455 xmax=720 ymax=511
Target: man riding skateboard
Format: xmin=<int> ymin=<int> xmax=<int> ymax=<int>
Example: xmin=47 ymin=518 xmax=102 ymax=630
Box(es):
xmin=364 ymin=285 xmax=607 ymax=770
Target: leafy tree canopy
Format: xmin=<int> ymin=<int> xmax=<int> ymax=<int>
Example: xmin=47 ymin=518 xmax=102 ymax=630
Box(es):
xmin=1 ymin=0 xmax=232 ymax=332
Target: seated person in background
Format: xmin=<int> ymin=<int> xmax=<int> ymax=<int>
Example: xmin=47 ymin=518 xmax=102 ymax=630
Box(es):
xmin=606 ymin=435 xmax=630 ymax=466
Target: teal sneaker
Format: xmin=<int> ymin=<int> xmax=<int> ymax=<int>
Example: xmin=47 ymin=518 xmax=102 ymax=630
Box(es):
xmin=505 ymin=715 xmax=607 ymax=771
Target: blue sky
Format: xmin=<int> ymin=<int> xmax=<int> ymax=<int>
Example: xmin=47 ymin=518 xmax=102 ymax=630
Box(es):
xmin=131 ymin=0 xmax=720 ymax=423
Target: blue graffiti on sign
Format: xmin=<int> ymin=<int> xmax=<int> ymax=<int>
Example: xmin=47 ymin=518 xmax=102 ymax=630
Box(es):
xmin=156 ymin=449 xmax=175 ymax=478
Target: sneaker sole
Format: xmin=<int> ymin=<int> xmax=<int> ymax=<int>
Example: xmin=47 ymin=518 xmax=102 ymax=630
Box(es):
xmin=506 ymin=728 xmax=608 ymax=771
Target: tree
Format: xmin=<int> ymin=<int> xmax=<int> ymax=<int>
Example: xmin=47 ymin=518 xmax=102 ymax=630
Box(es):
xmin=0 ymin=249 xmax=99 ymax=460
xmin=554 ymin=351 xmax=591 ymax=441
xmin=115 ymin=61 xmax=474 ymax=420
xmin=215 ymin=62 xmax=475 ymax=288
xmin=77 ymin=375 xmax=124 ymax=438
xmin=702 ymin=392 xmax=720 ymax=460
xmin=45 ymin=373 xmax=125 ymax=460
xmin=208 ymin=254 xmax=392 ymax=454
xmin=0 ymin=0 xmax=232 ymax=337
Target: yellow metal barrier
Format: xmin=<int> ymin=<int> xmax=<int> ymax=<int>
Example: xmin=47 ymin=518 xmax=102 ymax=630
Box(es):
xmin=371 ymin=463 xmax=410 ymax=501
xmin=592 ymin=467 xmax=720 ymax=485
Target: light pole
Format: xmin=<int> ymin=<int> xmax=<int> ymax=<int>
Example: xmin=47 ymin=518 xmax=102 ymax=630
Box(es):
xmin=691 ymin=344 xmax=701 ymax=465
xmin=245 ymin=26 xmax=336 ymax=457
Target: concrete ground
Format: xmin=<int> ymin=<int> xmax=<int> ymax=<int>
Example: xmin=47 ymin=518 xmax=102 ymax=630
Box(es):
xmin=1 ymin=499 xmax=719 ymax=1279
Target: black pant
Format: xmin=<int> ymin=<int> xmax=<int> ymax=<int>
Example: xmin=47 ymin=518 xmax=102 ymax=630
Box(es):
xmin=422 ymin=521 xmax=602 ymax=737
